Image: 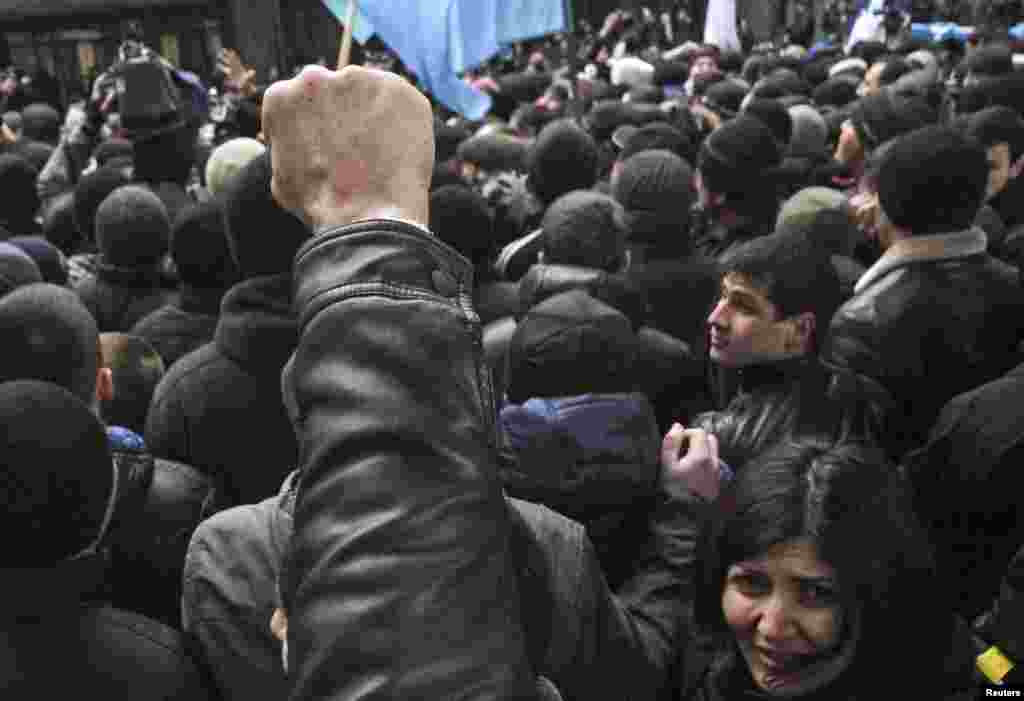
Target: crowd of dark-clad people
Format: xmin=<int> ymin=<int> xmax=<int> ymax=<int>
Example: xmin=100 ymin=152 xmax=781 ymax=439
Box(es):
xmin=4 ymin=3 xmax=1024 ymax=699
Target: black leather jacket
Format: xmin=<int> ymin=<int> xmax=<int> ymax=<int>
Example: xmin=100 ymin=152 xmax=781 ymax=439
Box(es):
xmin=283 ymin=219 xmax=536 ymax=699
xmin=694 ymin=357 xmax=884 ymax=473
xmin=282 ymin=220 xmax=702 ymax=700
xmin=827 ymin=228 xmax=1024 ymax=458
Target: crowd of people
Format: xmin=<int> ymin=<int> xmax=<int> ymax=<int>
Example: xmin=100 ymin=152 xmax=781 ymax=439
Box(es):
xmin=4 ymin=4 xmax=1024 ymax=699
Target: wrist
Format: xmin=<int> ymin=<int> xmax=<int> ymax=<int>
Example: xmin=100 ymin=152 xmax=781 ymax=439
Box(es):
xmin=308 ymin=198 xmax=429 ymax=237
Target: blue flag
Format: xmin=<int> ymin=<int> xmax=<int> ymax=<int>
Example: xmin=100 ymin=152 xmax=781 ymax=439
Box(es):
xmin=337 ymin=0 xmax=565 ymax=119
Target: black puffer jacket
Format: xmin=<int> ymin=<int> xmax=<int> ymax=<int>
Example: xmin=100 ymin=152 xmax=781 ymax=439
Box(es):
xmin=145 ymin=274 xmax=298 ymax=506
xmin=282 ymin=219 xmax=701 ymax=701
xmin=103 ymin=445 xmax=222 ymax=629
xmin=827 ymin=227 xmax=1024 ymax=459
xmin=2 ymin=556 xmax=216 ymax=699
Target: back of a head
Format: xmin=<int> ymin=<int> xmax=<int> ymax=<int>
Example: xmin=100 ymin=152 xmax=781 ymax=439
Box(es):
xmin=698 ymin=115 xmax=782 ymax=211
xmin=878 ymin=126 xmax=988 ymax=236
xmin=171 ymin=200 xmax=238 ymax=290
xmin=100 ymin=333 xmax=165 ymax=435
xmin=223 ymin=151 xmax=311 ymax=280
xmin=0 ymin=153 xmax=41 ymax=230
xmin=612 ymin=150 xmax=695 ymax=248
xmin=1 ymin=380 xmax=114 ymax=567
xmin=74 ymin=163 xmax=134 ymax=245
xmin=0 ymin=283 xmax=100 ymax=403
xmin=507 ymin=288 xmax=636 ymax=403
xmin=850 ymin=91 xmax=937 ymax=154
xmin=721 ymin=232 xmax=842 ymax=349
xmin=95 ymin=185 xmax=170 ymax=268
xmin=967 ymin=43 xmax=1014 ymax=79
xmin=527 ymin=119 xmax=599 ymax=206
xmin=618 ymin=122 xmax=695 ymax=165
xmin=743 ymin=99 xmax=794 ymax=148
xmin=0 ymin=241 xmax=42 ymax=296
xmin=429 ymin=185 xmax=495 ymax=268
xmin=132 ymin=124 xmax=197 ymax=187
xmin=967 ymin=105 xmax=1024 ymax=161
xmin=14 ymin=139 xmax=54 ymax=174
xmin=776 ymin=187 xmax=853 ymax=255
xmin=787 ymin=104 xmax=828 ymax=159
xmin=20 ymin=102 xmax=61 ymax=144
xmin=541 ymin=190 xmax=627 ymax=271
xmin=204 ymin=137 xmax=267 ymax=200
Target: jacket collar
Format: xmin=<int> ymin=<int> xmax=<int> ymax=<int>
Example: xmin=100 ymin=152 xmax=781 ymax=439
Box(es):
xmin=96 ymin=260 xmax=165 ymax=287
xmin=854 ymin=227 xmax=988 ymax=295
xmin=214 ymin=273 xmax=297 ymax=373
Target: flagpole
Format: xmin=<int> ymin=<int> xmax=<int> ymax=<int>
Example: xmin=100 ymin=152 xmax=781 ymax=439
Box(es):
xmin=338 ymin=0 xmax=358 ymax=70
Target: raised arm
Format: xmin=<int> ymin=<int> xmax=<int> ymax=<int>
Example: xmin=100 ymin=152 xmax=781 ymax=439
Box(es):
xmin=266 ymin=65 xmax=537 ymax=700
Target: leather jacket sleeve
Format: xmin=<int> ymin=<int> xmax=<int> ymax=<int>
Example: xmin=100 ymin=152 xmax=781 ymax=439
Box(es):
xmin=284 ymin=220 xmax=537 ymax=700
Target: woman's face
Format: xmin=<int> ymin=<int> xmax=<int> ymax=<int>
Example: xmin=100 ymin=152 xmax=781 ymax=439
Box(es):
xmin=722 ymin=538 xmax=845 ymax=693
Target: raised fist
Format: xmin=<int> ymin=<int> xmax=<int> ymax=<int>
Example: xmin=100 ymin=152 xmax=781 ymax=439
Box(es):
xmin=262 ymin=65 xmax=434 ymax=233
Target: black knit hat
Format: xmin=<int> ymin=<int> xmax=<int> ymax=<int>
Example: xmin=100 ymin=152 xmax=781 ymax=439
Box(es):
xmin=618 ymin=122 xmax=696 ymax=164
xmin=613 ymin=149 xmax=695 ymax=248
xmin=850 ymin=91 xmax=937 ymax=153
xmin=456 ymin=133 xmax=530 ymax=173
xmin=429 ymin=185 xmax=494 ymax=266
xmin=93 ymin=138 xmax=134 ymax=168
xmin=698 ymin=115 xmax=782 ymax=201
xmin=652 ymin=60 xmax=689 ymax=87
xmin=813 ymin=76 xmax=860 ymax=108
xmin=20 ymin=102 xmax=60 ymax=144
xmin=434 ymin=121 xmax=470 ymax=163
xmin=541 ymin=190 xmax=627 ymax=271
xmin=967 ymin=106 xmax=1024 ymax=160
xmin=222 ymin=151 xmax=311 ymax=279
xmin=743 ymin=99 xmax=794 ymax=148
xmin=95 ymin=185 xmax=170 ymax=268
xmin=0 ymin=380 xmax=114 ymax=567
xmin=43 ymin=192 xmax=81 ymax=255
xmin=0 ymin=154 xmax=40 ymax=233
xmin=507 ymin=289 xmax=637 ymax=403
xmin=878 ymin=125 xmax=988 ymax=235
xmin=527 ymin=120 xmax=599 ymax=206
xmin=73 ymin=162 xmax=133 ymax=243
xmin=0 ymin=282 xmax=100 ymax=404
xmin=967 ymin=43 xmax=1013 ymax=78
xmin=171 ymin=200 xmax=238 ymax=289
xmin=12 ymin=139 xmax=53 ymax=175
xmin=0 ymin=241 xmax=41 ymax=296
xmin=703 ymin=80 xmax=748 ymax=119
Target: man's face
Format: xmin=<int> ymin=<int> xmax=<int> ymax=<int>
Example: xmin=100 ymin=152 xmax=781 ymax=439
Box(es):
xmin=691 ymin=56 xmax=718 ymax=81
xmin=708 ymin=273 xmax=794 ymax=368
xmin=985 ymin=142 xmax=1014 ymax=201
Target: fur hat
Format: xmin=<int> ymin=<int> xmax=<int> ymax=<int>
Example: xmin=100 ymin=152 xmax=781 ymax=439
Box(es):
xmin=171 ymin=200 xmax=238 ymax=289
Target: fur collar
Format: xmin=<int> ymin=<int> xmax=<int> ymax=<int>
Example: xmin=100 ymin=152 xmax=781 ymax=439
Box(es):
xmin=854 ymin=227 xmax=988 ymax=295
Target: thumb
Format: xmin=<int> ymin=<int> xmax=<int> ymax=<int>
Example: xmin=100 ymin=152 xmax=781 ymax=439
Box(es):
xmin=661 ymin=423 xmax=686 ymax=469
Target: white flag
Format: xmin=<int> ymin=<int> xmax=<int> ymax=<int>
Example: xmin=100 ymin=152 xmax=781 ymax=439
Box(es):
xmin=704 ymin=0 xmax=741 ymax=52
